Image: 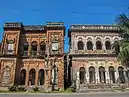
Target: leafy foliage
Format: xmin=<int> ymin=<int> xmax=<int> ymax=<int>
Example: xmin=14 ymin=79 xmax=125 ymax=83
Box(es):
xmin=115 ymin=13 xmax=129 ymax=67
xmin=33 ymin=86 xmax=39 ymax=92
xmin=8 ymin=85 xmax=26 ymax=92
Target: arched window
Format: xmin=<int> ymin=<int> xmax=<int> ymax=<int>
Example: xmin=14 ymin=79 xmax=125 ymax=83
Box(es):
xmin=31 ymin=41 xmax=37 ymax=56
xmin=6 ymin=40 xmax=14 ymax=54
xmin=2 ymin=66 xmax=11 ymax=86
xmin=89 ymin=66 xmax=95 ymax=83
xmin=113 ymin=41 xmax=120 ymax=55
xmin=78 ymin=41 xmax=83 ymax=50
xmin=52 ymin=65 xmax=58 ymax=85
xmin=38 ymin=69 xmax=45 ymax=85
xmin=79 ymin=67 xmax=85 ymax=84
xmin=105 ymin=41 xmax=111 ymax=50
xmin=96 ymin=41 xmax=102 ymax=50
xmin=29 ymin=69 xmax=36 ymax=85
xmin=126 ymin=70 xmax=129 ymax=81
xmin=118 ymin=66 xmax=125 ymax=83
xmin=20 ymin=69 xmax=26 ymax=85
xmin=40 ymin=41 xmax=46 ymax=55
xmin=99 ymin=66 xmax=106 ymax=83
xmin=87 ymin=41 xmax=93 ymax=50
xmin=23 ymin=42 xmax=28 ymax=56
xmin=109 ymin=66 xmax=115 ymax=83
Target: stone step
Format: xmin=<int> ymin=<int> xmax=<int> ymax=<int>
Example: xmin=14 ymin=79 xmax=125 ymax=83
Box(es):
xmin=79 ymin=88 xmax=113 ymax=93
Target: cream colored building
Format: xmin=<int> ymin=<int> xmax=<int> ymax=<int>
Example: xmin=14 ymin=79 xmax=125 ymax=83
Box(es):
xmin=68 ymin=25 xmax=129 ymax=90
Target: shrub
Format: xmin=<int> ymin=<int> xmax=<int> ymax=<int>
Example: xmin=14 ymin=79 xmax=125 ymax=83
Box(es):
xmin=33 ymin=87 xmax=39 ymax=92
xmin=8 ymin=85 xmax=18 ymax=92
xmin=8 ymin=85 xmax=26 ymax=92
xmin=18 ymin=86 xmax=27 ymax=92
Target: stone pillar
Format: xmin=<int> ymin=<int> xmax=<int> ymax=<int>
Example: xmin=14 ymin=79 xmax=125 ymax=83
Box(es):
xmin=35 ymin=70 xmax=39 ymax=86
xmin=93 ymin=37 xmax=96 ymax=50
xmin=86 ymin=68 xmax=89 ymax=83
xmin=28 ymin=44 xmax=31 ymax=56
xmin=25 ymin=71 xmax=29 ymax=86
xmin=37 ymin=45 xmax=40 ymax=55
xmin=84 ymin=39 xmax=87 ymax=51
xmin=124 ymin=71 xmax=128 ymax=83
xmin=102 ymin=39 xmax=105 ymax=50
xmin=95 ymin=68 xmax=100 ymax=84
xmin=71 ymin=35 xmax=75 ymax=53
xmin=105 ymin=68 xmax=110 ymax=84
xmin=75 ymin=38 xmax=78 ymax=51
xmin=115 ymin=68 xmax=119 ymax=83
xmin=76 ymin=71 xmax=80 ymax=92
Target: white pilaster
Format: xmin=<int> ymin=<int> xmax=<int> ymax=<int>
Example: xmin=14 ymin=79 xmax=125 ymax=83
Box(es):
xmin=95 ymin=68 xmax=100 ymax=83
xmin=115 ymin=68 xmax=119 ymax=83
xmin=105 ymin=68 xmax=110 ymax=84
xmin=86 ymin=68 xmax=89 ymax=83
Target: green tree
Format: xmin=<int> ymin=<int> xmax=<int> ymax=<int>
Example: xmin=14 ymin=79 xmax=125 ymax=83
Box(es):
xmin=116 ymin=13 xmax=129 ymax=67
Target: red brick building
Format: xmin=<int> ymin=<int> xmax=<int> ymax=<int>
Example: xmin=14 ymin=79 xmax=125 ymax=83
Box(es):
xmin=0 ymin=22 xmax=65 ymax=91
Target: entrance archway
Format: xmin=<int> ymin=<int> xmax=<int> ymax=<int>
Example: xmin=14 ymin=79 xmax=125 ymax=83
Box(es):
xmin=109 ymin=66 xmax=115 ymax=83
xmin=20 ymin=69 xmax=26 ymax=85
xmin=99 ymin=66 xmax=106 ymax=83
xmin=79 ymin=67 xmax=85 ymax=84
xmin=38 ymin=69 xmax=45 ymax=85
xmin=118 ymin=66 xmax=125 ymax=83
xmin=29 ymin=69 xmax=36 ymax=85
xmin=89 ymin=66 xmax=95 ymax=83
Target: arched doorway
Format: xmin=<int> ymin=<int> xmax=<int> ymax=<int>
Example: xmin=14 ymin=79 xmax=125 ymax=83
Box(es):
xmin=20 ymin=69 xmax=26 ymax=85
xmin=109 ymin=66 xmax=115 ymax=83
xmin=89 ymin=66 xmax=95 ymax=83
xmin=118 ymin=66 xmax=125 ymax=83
xmin=23 ymin=42 xmax=28 ymax=56
xmin=79 ymin=67 xmax=85 ymax=84
xmin=29 ymin=69 xmax=36 ymax=85
xmin=126 ymin=70 xmax=129 ymax=81
xmin=38 ymin=69 xmax=45 ymax=85
xmin=31 ymin=41 xmax=37 ymax=56
xmin=78 ymin=41 xmax=84 ymax=50
xmin=87 ymin=41 xmax=93 ymax=50
xmin=96 ymin=41 xmax=102 ymax=50
xmin=99 ymin=66 xmax=106 ymax=83
xmin=39 ymin=41 xmax=46 ymax=55
xmin=105 ymin=41 xmax=111 ymax=50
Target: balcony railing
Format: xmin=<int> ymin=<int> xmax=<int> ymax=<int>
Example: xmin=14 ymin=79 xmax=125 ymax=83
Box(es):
xmin=22 ymin=51 xmax=46 ymax=57
xmin=30 ymin=51 xmax=37 ymax=56
xmin=74 ymin=50 xmax=113 ymax=54
xmin=38 ymin=51 xmax=46 ymax=56
xmin=23 ymin=51 xmax=29 ymax=56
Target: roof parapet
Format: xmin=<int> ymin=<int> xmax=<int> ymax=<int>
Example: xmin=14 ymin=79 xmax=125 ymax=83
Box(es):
xmin=70 ymin=25 xmax=119 ymax=31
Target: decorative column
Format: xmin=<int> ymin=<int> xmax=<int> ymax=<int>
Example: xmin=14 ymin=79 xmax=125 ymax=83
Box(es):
xmin=105 ymin=68 xmax=110 ymax=84
xmin=93 ymin=37 xmax=96 ymax=50
xmin=84 ymin=38 xmax=87 ymax=51
xmin=86 ymin=67 xmax=89 ymax=83
xmin=102 ymin=38 xmax=105 ymax=50
xmin=115 ymin=68 xmax=119 ymax=83
xmin=75 ymin=38 xmax=78 ymax=52
xmin=95 ymin=68 xmax=100 ymax=84
xmin=76 ymin=70 xmax=80 ymax=92
xmin=37 ymin=45 xmax=40 ymax=56
xmin=124 ymin=70 xmax=128 ymax=83
xmin=71 ymin=35 xmax=75 ymax=53
xmin=28 ymin=44 xmax=31 ymax=56
xmin=25 ymin=71 xmax=29 ymax=86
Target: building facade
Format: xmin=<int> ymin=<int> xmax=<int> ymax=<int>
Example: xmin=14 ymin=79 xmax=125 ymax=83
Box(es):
xmin=0 ymin=22 xmax=65 ymax=91
xmin=68 ymin=25 xmax=129 ymax=90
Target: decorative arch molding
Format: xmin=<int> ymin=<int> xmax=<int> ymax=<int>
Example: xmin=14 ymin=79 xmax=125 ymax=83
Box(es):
xmin=76 ymin=36 xmax=85 ymax=41
xmin=95 ymin=36 xmax=103 ymax=41
xmin=86 ymin=36 xmax=94 ymax=41
xmin=113 ymin=36 xmax=120 ymax=41
xmin=104 ymin=36 xmax=112 ymax=41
